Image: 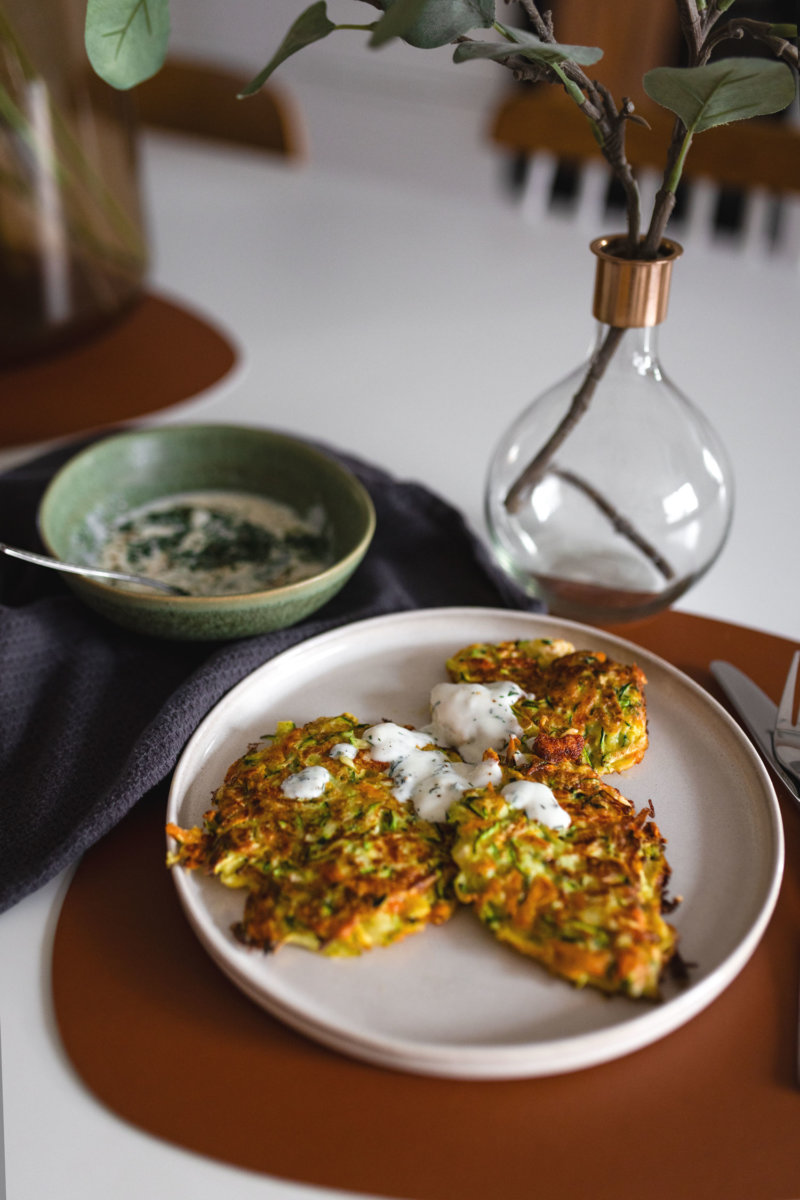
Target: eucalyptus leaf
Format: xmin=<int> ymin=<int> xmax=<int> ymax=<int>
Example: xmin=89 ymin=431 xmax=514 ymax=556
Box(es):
xmin=643 ymin=58 xmax=796 ymax=133
xmin=240 ymin=1 xmax=337 ymax=95
xmin=453 ymin=23 xmax=602 ymax=67
xmin=84 ymin=0 xmax=170 ymax=90
xmin=369 ymin=0 xmax=429 ymax=48
xmin=375 ymin=0 xmax=495 ymax=50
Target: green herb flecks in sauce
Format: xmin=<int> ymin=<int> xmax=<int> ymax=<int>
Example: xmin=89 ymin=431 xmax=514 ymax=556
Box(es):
xmin=97 ymin=490 xmax=333 ymax=596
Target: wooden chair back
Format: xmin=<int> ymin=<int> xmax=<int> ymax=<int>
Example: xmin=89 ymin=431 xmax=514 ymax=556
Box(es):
xmin=134 ymin=57 xmax=306 ymax=158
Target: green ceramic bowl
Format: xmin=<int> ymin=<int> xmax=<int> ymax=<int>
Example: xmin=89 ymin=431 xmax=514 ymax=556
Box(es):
xmin=38 ymin=424 xmax=376 ymax=640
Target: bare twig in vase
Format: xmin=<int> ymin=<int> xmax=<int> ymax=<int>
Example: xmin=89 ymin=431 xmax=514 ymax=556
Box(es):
xmin=503 ymin=325 xmax=625 ymax=513
xmin=551 ymin=469 xmax=677 ymax=582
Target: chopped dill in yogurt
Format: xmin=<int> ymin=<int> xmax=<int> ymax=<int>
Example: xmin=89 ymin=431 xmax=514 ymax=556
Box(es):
xmin=97 ymin=490 xmax=333 ymax=596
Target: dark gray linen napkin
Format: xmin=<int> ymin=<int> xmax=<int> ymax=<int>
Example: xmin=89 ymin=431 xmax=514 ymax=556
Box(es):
xmin=0 ymin=437 xmax=538 ymax=912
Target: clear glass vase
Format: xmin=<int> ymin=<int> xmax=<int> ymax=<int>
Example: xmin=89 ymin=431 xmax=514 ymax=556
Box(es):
xmin=485 ymin=236 xmax=734 ymax=625
xmin=0 ymin=0 xmax=147 ymax=364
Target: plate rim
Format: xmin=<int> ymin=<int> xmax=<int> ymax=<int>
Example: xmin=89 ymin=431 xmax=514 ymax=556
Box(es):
xmin=167 ymin=606 xmax=784 ymax=1078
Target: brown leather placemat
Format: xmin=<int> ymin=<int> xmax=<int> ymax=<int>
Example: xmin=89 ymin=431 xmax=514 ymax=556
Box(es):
xmin=52 ymin=610 xmax=800 ymax=1200
xmin=0 ymin=293 xmax=236 ymax=447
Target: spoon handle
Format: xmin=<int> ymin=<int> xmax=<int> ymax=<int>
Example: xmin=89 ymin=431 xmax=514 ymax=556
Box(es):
xmin=0 ymin=542 xmax=186 ymax=596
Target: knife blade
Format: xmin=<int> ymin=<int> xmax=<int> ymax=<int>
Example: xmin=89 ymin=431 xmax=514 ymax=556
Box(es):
xmin=710 ymin=660 xmax=800 ymax=805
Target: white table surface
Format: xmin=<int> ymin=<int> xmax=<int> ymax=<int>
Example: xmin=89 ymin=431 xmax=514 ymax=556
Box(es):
xmin=2 ymin=130 xmax=798 ymax=1200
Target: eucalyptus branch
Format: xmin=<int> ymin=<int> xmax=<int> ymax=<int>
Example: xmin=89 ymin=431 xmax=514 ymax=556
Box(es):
xmin=643 ymin=106 xmax=691 ymax=254
xmin=643 ymin=0 xmax=707 ymax=253
xmin=485 ymin=13 xmax=644 ymax=249
xmin=702 ymin=19 xmax=800 ymax=67
xmin=456 ymin=36 xmax=551 ymax=86
xmin=674 ymin=0 xmax=706 ymax=60
xmin=701 ymin=0 xmax=726 ymax=23
xmin=643 ymin=163 xmax=682 ymax=254
xmin=514 ymin=0 xmax=551 ymax=42
xmin=590 ymin=85 xmax=643 ymax=249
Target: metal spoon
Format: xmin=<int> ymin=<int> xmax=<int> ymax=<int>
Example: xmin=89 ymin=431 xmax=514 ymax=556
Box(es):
xmin=0 ymin=542 xmax=189 ymax=596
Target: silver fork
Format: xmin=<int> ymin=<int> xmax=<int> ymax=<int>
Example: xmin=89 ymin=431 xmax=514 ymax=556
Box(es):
xmin=774 ymin=650 xmax=800 ymax=787
xmin=771 ymin=652 xmax=800 ymax=1092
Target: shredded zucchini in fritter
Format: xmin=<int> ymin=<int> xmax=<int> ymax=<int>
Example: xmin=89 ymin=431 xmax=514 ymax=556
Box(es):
xmin=168 ymin=714 xmax=456 ymax=955
xmin=446 ymin=638 xmax=649 ymax=773
xmin=448 ymin=762 xmax=677 ymax=999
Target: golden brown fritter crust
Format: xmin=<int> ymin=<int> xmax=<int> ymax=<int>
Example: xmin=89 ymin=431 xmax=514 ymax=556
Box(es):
xmin=167 ymin=714 xmax=456 ymax=956
xmin=167 ymin=646 xmax=679 ymax=1003
xmin=448 ymin=760 xmax=678 ymax=999
xmin=446 ymin=638 xmax=648 ymax=773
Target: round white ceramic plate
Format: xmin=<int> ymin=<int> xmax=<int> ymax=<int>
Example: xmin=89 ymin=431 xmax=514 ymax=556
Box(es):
xmin=167 ymin=607 xmax=784 ymax=1079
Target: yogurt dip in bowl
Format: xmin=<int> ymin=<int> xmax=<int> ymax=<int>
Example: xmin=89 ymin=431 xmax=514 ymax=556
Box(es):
xmin=38 ymin=424 xmax=375 ymax=640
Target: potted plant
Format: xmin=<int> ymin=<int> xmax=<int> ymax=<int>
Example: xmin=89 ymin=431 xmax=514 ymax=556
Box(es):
xmin=83 ymin=0 xmax=799 ymax=621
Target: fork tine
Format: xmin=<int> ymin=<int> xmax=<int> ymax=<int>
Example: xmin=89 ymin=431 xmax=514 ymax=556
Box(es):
xmin=776 ymin=650 xmax=800 ymax=732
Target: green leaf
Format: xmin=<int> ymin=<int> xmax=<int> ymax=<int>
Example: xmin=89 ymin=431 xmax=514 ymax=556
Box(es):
xmin=85 ymin=0 xmax=170 ymax=90
xmin=240 ymin=1 xmax=337 ymax=96
xmin=453 ymin=23 xmax=602 ymax=67
xmin=375 ymin=0 xmax=495 ymax=50
xmin=643 ymin=58 xmax=796 ymax=133
xmin=369 ymin=0 xmax=429 ymax=48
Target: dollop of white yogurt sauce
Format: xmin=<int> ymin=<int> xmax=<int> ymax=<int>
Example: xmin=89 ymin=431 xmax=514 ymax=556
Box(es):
xmin=329 ymin=743 xmax=358 ymax=760
xmin=428 ymin=681 xmax=526 ymax=764
xmin=426 ymin=681 xmax=569 ymax=827
xmin=279 ymin=681 xmax=570 ymax=829
xmin=281 ymin=765 xmax=331 ymax=799
xmin=501 ymin=780 xmax=571 ymax=830
xmin=362 ymin=722 xmax=502 ymax=822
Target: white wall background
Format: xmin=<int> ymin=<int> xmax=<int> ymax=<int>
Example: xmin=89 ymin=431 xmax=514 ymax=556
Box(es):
xmin=166 ymin=0 xmax=513 ymax=201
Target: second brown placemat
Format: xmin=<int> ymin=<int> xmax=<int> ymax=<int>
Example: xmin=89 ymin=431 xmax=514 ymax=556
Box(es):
xmin=0 ymin=292 xmax=237 ymax=447
xmin=51 ymin=611 xmax=800 ymax=1200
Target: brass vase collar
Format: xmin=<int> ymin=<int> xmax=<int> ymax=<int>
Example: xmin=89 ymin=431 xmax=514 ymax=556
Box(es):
xmin=591 ymin=236 xmax=683 ymax=328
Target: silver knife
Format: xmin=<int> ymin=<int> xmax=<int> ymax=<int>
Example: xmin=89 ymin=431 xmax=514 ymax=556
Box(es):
xmin=710 ymin=660 xmax=800 ymax=805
